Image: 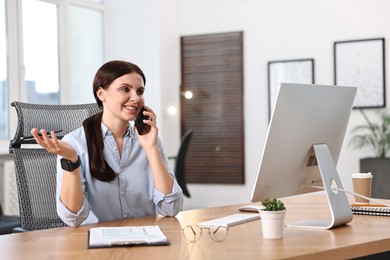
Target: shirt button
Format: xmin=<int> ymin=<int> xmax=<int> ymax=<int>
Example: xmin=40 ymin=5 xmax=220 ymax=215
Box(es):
xmin=121 ymin=191 xmax=124 ymax=196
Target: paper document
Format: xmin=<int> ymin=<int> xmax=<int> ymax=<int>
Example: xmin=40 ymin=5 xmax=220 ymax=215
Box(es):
xmin=88 ymin=225 xmax=169 ymax=248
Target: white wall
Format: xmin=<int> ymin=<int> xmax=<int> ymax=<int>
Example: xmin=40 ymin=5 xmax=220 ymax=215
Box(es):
xmin=104 ymin=0 xmax=163 ymax=136
xmin=107 ymin=0 xmax=390 ymax=210
xmin=105 ymin=0 xmax=181 ymax=156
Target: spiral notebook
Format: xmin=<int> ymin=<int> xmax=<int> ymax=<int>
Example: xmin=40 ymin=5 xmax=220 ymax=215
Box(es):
xmin=351 ymin=204 xmax=390 ymax=216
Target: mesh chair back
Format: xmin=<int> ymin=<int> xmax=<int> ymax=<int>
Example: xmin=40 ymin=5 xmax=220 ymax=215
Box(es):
xmin=9 ymin=101 xmax=101 ymax=230
xmin=11 ymin=149 xmax=63 ymax=230
xmin=175 ymin=130 xmax=193 ymax=198
xmin=10 ymin=102 xmax=102 ymax=148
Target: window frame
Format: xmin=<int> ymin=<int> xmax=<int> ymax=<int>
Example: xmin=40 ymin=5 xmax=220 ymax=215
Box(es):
xmin=1 ymin=0 xmax=105 ymax=152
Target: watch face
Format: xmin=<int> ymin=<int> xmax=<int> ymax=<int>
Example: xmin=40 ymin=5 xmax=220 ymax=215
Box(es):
xmin=61 ymin=157 xmax=80 ymax=171
xmin=61 ymin=158 xmax=72 ymax=171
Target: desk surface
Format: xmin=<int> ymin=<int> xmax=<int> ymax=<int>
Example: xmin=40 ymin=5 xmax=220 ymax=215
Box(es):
xmin=1 ymin=192 xmax=390 ymax=260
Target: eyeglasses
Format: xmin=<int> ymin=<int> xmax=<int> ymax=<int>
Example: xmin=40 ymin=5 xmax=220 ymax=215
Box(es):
xmin=182 ymin=225 xmax=228 ymax=242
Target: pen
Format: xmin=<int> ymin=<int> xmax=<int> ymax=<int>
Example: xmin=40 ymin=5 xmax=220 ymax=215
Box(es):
xmin=21 ymin=129 xmax=63 ymax=140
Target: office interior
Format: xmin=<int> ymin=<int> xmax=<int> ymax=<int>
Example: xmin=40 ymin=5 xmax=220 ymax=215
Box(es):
xmin=0 ymin=0 xmax=389 ymax=214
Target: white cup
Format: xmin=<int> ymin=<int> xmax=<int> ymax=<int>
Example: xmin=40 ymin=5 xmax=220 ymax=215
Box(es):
xmin=351 ymin=172 xmax=372 ymax=203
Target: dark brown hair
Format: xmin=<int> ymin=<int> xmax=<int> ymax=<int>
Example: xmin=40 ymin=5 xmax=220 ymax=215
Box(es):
xmin=83 ymin=60 xmax=146 ymax=182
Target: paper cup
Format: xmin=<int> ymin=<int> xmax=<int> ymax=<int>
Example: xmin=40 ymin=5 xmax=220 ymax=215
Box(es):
xmin=351 ymin=172 xmax=372 ymax=203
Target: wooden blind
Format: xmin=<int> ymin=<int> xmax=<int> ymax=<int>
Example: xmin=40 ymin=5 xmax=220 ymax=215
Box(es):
xmin=180 ymin=31 xmax=245 ymax=184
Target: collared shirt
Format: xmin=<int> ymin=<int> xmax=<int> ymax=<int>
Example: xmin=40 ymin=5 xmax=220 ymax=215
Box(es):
xmin=56 ymin=123 xmax=183 ymax=226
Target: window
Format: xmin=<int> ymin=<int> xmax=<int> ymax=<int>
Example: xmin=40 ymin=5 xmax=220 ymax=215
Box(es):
xmin=68 ymin=4 xmax=104 ymax=104
xmin=0 ymin=0 xmax=7 ymax=139
xmin=22 ymin=0 xmax=60 ymax=104
xmin=1 ymin=0 xmax=104 ymax=143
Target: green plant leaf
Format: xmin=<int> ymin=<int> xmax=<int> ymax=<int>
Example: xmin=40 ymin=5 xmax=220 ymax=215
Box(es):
xmin=261 ymin=197 xmax=286 ymax=211
xmin=349 ymin=109 xmax=390 ymax=158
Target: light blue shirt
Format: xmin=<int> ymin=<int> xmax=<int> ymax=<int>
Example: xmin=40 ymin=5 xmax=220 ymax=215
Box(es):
xmin=56 ymin=123 xmax=183 ymax=226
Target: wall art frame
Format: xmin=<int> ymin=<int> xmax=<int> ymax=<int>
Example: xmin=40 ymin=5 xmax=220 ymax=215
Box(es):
xmin=334 ymin=38 xmax=386 ymax=109
xmin=268 ymin=58 xmax=315 ymax=119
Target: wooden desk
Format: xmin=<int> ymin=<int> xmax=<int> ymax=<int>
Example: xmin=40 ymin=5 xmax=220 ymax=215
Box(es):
xmin=1 ymin=192 xmax=390 ymax=259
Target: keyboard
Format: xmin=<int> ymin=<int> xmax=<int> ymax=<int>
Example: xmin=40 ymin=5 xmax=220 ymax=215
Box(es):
xmin=198 ymin=213 xmax=260 ymax=228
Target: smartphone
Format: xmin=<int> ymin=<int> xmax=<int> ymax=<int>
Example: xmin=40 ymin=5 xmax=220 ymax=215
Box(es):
xmin=134 ymin=106 xmax=151 ymax=135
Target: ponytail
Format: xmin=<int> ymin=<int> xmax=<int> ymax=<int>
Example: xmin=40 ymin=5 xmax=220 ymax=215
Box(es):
xmin=83 ymin=112 xmax=117 ymax=182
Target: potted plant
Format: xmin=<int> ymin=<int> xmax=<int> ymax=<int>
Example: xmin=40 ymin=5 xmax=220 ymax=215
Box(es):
xmin=258 ymin=198 xmax=286 ymax=239
xmin=349 ymin=109 xmax=390 ymax=199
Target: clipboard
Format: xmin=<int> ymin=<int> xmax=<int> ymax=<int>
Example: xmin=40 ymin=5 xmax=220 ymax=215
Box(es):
xmin=88 ymin=226 xmax=170 ymax=249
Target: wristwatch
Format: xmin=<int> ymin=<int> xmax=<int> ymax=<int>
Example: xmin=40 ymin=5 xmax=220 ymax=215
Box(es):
xmin=60 ymin=156 xmax=81 ymax=172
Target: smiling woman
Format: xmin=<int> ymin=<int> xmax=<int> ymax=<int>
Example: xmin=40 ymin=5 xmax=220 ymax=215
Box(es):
xmin=28 ymin=60 xmax=183 ymax=226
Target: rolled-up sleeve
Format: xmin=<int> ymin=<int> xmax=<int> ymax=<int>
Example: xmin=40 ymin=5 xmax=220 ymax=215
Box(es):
xmin=56 ymin=192 xmax=90 ymax=226
xmin=153 ymin=139 xmax=183 ymax=216
xmin=153 ymin=179 xmax=183 ymax=216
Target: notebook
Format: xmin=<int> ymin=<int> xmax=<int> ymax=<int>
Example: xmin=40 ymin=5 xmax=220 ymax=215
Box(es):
xmin=351 ymin=205 xmax=390 ymax=216
xmin=198 ymin=213 xmax=260 ymax=228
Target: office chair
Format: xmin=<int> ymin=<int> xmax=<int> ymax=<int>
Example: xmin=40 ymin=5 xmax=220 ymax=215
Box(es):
xmin=9 ymin=101 xmax=101 ymax=231
xmin=169 ymin=130 xmax=194 ymax=198
xmin=0 ymin=203 xmax=20 ymax=235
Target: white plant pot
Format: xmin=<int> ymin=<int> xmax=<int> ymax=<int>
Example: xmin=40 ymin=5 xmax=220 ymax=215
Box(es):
xmin=259 ymin=210 xmax=286 ymax=239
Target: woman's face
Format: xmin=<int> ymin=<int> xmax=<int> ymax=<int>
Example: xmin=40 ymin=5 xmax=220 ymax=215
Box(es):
xmin=97 ymin=72 xmax=145 ymax=123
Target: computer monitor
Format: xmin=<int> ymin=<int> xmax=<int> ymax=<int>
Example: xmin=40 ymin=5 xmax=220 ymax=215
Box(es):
xmin=251 ymin=83 xmax=357 ymax=229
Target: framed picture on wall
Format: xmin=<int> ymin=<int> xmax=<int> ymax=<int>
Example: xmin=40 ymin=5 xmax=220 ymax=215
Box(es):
xmin=334 ymin=38 xmax=386 ymax=108
xmin=268 ymin=58 xmax=315 ymax=118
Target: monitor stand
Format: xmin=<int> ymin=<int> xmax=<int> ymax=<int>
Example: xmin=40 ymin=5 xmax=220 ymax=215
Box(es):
xmin=286 ymin=143 xmax=353 ymax=230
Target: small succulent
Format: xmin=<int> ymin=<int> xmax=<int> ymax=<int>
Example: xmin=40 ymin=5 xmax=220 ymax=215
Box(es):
xmin=261 ymin=198 xmax=286 ymax=211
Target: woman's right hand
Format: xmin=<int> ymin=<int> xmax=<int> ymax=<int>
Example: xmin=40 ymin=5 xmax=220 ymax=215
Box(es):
xmin=31 ymin=128 xmax=78 ymax=161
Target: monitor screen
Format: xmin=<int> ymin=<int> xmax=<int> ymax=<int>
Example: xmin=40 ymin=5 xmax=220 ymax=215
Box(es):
xmin=251 ymin=83 xmax=357 ymax=203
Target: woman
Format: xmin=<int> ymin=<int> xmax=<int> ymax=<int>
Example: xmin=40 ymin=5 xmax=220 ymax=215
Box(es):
xmin=31 ymin=60 xmax=183 ymax=226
